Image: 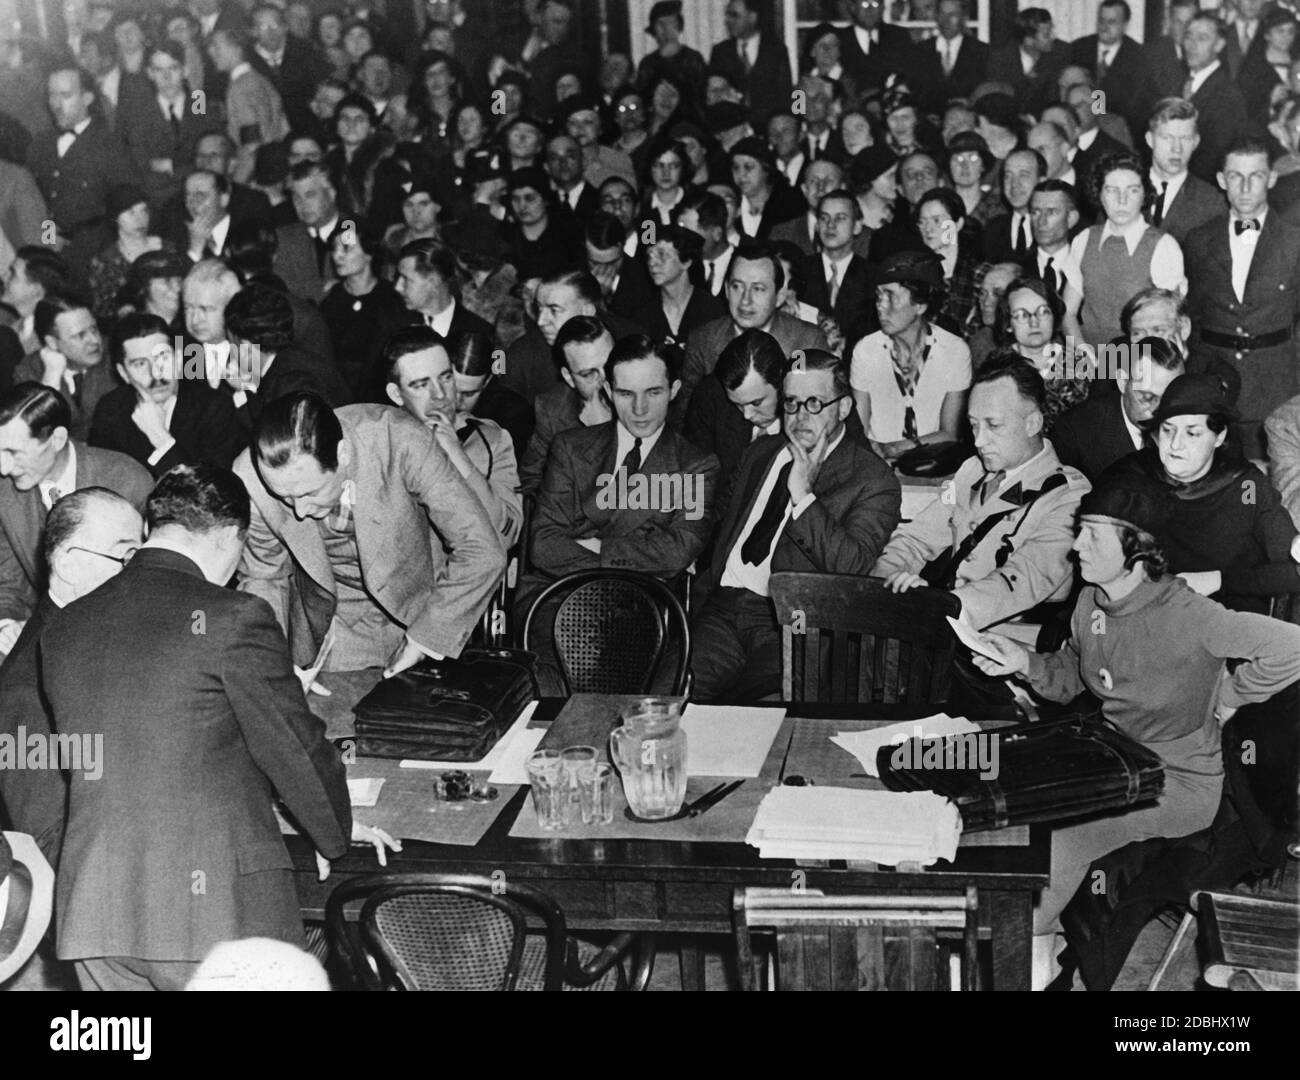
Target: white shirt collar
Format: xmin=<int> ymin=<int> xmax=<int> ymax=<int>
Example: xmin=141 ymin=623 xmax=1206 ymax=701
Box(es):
xmin=229 ymin=61 xmax=251 ymax=81
xmin=1151 ymin=168 xmax=1187 ymax=204
xmin=425 ymin=299 xmax=456 ymax=337
xmin=254 ymin=45 xmax=285 ymax=66
xmin=1077 ymin=127 xmax=1098 ymax=151
xmin=38 ymin=443 xmax=77 ymax=510
xmin=1188 ymin=59 xmax=1220 ymax=96
xmin=937 ymin=33 xmax=962 ymax=58
xmin=615 ymin=421 xmax=664 ymax=467
xmin=1101 ymin=216 xmax=1151 ymax=254
xmin=310 ymin=215 xmax=340 ymax=241
xmin=854 ymin=26 xmax=878 ymax=52
xmin=1020 ymin=47 xmax=1036 ymax=75
xmin=1119 ymin=399 xmax=1144 ymax=450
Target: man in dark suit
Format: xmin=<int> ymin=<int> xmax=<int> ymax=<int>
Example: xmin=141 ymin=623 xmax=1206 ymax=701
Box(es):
xmin=798 ymin=190 xmax=874 ymax=348
xmin=680 ymin=244 xmax=829 ymax=413
xmin=1146 ymin=97 xmax=1226 ymax=246
xmin=14 ymin=293 xmax=119 ymax=442
xmin=1183 ymin=13 xmax=1252 ymax=184
xmin=0 ymin=382 xmax=152 ymax=648
xmin=982 ymin=149 xmax=1045 ymax=266
xmin=274 ymin=160 xmax=343 ymax=302
xmin=235 ymin=392 xmax=505 ymax=673
xmin=691 ymin=348 xmax=901 ymax=702
xmin=1069 ymin=0 xmax=1145 ymax=140
xmin=90 ymin=313 xmax=244 ymax=477
xmin=517 ymin=0 xmax=588 ymax=123
xmin=41 ymin=464 xmax=359 ymax=990
xmin=247 ymin=2 xmax=328 ymax=133
xmin=586 ymin=214 xmax=656 ymax=328
xmin=1051 ymin=337 xmax=1185 ymax=480
xmin=913 ymin=0 xmax=989 ymax=114
xmin=546 ymin=134 xmax=601 ymax=224
xmin=1184 ymin=140 xmax=1300 ymax=460
xmin=1140 ymin=0 xmax=1199 ymax=111
xmin=987 ymin=7 xmax=1068 ymax=117
xmin=708 ymin=0 xmax=792 ymax=129
xmin=520 ymin=315 xmax=614 ymax=495
xmin=0 ymin=487 xmax=143 ymax=867
xmin=27 ymin=65 xmax=136 ymax=288
xmin=223 ymin=283 xmax=351 ymax=434
xmin=834 ymin=0 xmax=914 ymax=103
xmin=155 ymin=132 xmax=275 ymax=246
xmin=1066 ymin=81 xmax=1130 ymax=191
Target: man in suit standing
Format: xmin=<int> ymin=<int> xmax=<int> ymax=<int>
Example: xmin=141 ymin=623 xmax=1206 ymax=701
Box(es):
xmin=117 ymin=41 xmax=207 ymax=212
xmin=1051 ymin=337 xmax=1185 ymax=481
xmin=545 ymin=134 xmax=601 ymax=224
xmin=41 ymin=464 xmax=363 ymax=990
xmin=275 ymin=161 xmax=342 ymax=302
xmin=1065 ymin=80 xmax=1130 ymax=187
xmin=708 ymin=0 xmax=792 ymax=130
xmin=248 ymin=2 xmax=327 ymax=134
xmin=1184 ymin=139 xmax=1300 ymax=461
xmin=873 ymin=356 xmax=1089 ymax=639
xmin=0 ymin=487 xmax=142 ymax=868
xmin=987 ymin=7 xmax=1068 ymax=117
xmin=235 ymin=392 xmax=505 ymax=673
xmin=27 ymin=65 xmax=135 ymax=289
xmin=14 ymin=293 xmax=118 ymax=442
xmin=692 ymin=348 xmax=900 ymax=702
xmin=834 ymin=0 xmax=914 ymax=104
xmin=799 ymin=190 xmax=874 ymax=349
xmin=90 ymin=313 xmax=244 ymax=477
xmin=1182 ymin=13 xmax=1252 ymax=184
xmin=914 ymin=0 xmax=989 ymax=114
xmin=1141 ymin=0 xmax=1200 ymax=110
xmin=208 ymin=28 xmax=289 ymax=184
xmin=1146 ymin=98 xmax=1226 ymax=246
xmin=771 ymin=159 xmax=847 ymax=258
xmin=1069 ymin=0 xmax=1144 ymax=141
xmin=983 ymin=149 xmax=1045 ymax=266
xmin=0 ymin=382 xmax=151 ymax=655
xmin=680 ymin=243 xmax=829 ymax=413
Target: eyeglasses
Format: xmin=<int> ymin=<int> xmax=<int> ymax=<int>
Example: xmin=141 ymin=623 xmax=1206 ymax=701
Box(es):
xmin=67 ymin=545 xmax=136 ymax=566
xmin=616 ymin=102 xmax=641 ymax=113
xmin=782 ymin=394 xmax=846 ymax=415
xmin=1010 ymin=306 xmax=1052 ymax=324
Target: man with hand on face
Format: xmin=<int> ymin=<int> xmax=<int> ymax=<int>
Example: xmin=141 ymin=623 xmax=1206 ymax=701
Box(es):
xmin=14 ymin=292 xmax=116 ymax=443
xmin=234 ymin=391 xmax=504 ymax=676
xmin=176 ymin=169 xmax=234 ymax=263
xmin=89 ymin=312 xmax=244 ymax=477
xmin=691 ymin=348 xmax=900 ymax=702
xmin=385 ymin=327 xmax=522 ymax=549
xmin=0 ymin=382 xmax=151 ymax=658
xmin=872 ymin=354 xmax=1089 ymax=641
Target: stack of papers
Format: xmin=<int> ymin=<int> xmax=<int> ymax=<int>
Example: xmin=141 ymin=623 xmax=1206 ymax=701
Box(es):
xmin=745 ymin=787 xmax=962 ymax=867
xmin=831 ymin=714 xmax=980 ymax=778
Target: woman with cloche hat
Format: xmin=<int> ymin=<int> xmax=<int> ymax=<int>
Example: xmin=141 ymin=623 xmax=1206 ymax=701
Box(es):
xmin=973 ymin=478 xmax=1300 ymax=989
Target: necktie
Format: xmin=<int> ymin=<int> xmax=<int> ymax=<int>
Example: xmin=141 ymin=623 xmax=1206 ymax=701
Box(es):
xmin=942 ymin=40 xmax=954 ymax=76
xmin=1182 ymin=75 xmax=1195 ymax=99
xmin=313 ymin=229 xmax=330 ymax=273
xmin=741 ymin=460 xmax=794 ymax=566
xmin=1234 ymin=218 xmax=1261 ymax=235
xmin=1098 ymin=49 xmax=1111 ymax=83
xmin=1014 ymin=215 xmax=1030 ymax=257
xmin=705 ymin=260 xmax=716 ymax=292
xmin=980 ymin=470 xmax=1006 ymax=506
xmin=169 ymin=103 xmax=181 ymax=140
xmin=56 ymin=130 xmax=75 ymax=158
xmin=828 ymin=260 xmax=842 ymax=307
xmin=1152 ymin=182 xmax=1167 ymax=227
xmin=1042 ymin=256 xmax=1058 ymax=296
xmin=622 ymin=436 xmax=642 ymax=475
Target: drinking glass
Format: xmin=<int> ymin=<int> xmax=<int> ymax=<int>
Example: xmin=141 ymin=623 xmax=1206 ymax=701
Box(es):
xmin=526 ymin=749 xmax=569 ymax=830
xmin=577 ymin=762 xmax=615 ymax=825
xmin=560 ymin=745 xmax=598 ymax=799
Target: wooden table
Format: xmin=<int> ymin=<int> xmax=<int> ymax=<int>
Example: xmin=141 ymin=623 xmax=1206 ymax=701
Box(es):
xmin=290 ymin=697 xmax=1049 ymax=990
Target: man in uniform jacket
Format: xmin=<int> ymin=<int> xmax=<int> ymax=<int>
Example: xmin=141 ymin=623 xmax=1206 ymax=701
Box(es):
xmin=691 ymin=348 xmax=900 ymax=703
xmin=235 ymin=394 xmax=505 ymax=672
xmin=872 ymin=355 xmax=1090 ymax=635
xmin=40 ymin=465 xmax=353 ymax=990
xmin=0 ymin=383 xmax=152 ymax=636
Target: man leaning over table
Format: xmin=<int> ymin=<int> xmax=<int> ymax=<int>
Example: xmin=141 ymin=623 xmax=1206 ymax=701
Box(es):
xmin=234 ymin=390 xmax=505 ymax=677
xmin=871 ymin=354 xmax=1089 ymax=651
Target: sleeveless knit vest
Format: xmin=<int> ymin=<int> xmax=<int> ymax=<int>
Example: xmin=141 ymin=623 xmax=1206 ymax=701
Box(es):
xmin=1078 ymin=225 xmax=1161 ymax=348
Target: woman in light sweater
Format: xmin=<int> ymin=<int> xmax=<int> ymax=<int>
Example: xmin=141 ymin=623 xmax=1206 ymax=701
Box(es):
xmin=974 ymin=481 xmax=1300 ymax=988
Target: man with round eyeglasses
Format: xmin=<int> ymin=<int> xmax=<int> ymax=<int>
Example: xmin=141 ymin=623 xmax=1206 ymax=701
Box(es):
xmin=691 ymin=348 xmax=900 ymax=702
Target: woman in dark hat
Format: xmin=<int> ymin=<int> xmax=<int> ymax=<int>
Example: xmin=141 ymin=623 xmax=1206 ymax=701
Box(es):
xmin=729 ymin=135 xmax=805 ymax=240
xmin=90 ymin=184 xmax=170 ymax=321
xmin=974 ymin=478 xmax=1300 ymax=989
xmin=120 ymin=248 xmax=191 ymax=333
xmin=1102 ymin=372 xmax=1300 ymax=615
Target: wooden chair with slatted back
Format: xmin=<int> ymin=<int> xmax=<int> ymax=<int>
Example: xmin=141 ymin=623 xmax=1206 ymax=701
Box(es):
xmin=732 ymin=887 xmax=981 ymax=991
xmin=768 ymin=572 xmax=961 ymax=705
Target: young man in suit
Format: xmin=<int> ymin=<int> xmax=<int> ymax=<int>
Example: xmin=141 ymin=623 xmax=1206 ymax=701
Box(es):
xmin=834 ymin=0 xmax=914 ymax=103
xmin=545 ymin=133 xmax=601 ymax=224
xmin=247 ymin=2 xmax=328 ymax=134
xmin=987 ymin=6 xmax=1067 ymax=117
xmin=235 ymin=391 xmax=505 ymax=673
xmin=1145 ymin=97 xmax=1226 ymax=246
xmin=680 ymin=243 xmax=829 ymax=413
xmin=1184 ymin=139 xmax=1300 ymax=460
xmin=873 ymin=355 xmax=1090 ymax=638
xmin=1141 ymin=0 xmax=1200 ymax=109
xmin=13 ymin=293 xmax=118 ymax=442
xmin=983 ymin=149 xmax=1046 ymax=266
xmin=40 ymin=464 xmax=368 ymax=991
xmin=90 ymin=312 xmax=244 ymax=477
xmin=799 ymin=189 xmax=874 ymax=348
xmin=223 ymin=283 xmax=351 ymax=435
xmin=1069 ymin=0 xmax=1144 ymax=140
xmin=0 ymin=382 xmax=152 ymax=654
xmin=115 ymin=41 xmax=206 ymax=211
xmin=771 ymin=159 xmax=845 ymax=258
xmin=0 ymin=488 xmax=142 ymax=869
xmin=914 ymin=0 xmax=989 ymax=114
xmin=708 ymin=0 xmax=792 ymax=130
xmin=1182 ymin=13 xmax=1252 ymax=185
xmin=692 ymin=347 xmax=900 ymax=702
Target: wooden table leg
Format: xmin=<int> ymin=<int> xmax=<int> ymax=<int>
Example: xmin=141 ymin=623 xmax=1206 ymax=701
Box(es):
xmin=678 ymin=942 xmax=706 ymax=991
xmin=987 ymin=890 xmax=1033 ymax=991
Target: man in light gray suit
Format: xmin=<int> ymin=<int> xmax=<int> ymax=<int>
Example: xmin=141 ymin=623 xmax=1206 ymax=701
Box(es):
xmin=234 ymin=391 xmax=505 ymax=675
xmin=679 ymin=243 xmax=829 ymax=417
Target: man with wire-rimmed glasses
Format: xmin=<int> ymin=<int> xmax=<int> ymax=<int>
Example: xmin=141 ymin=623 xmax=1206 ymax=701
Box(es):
xmin=0 ymin=487 xmax=143 ymax=869
xmin=691 ymin=348 xmax=901 ymax=702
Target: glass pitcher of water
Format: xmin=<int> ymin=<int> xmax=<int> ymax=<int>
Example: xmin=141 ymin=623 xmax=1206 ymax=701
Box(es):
xmin=609 ymin=698 xmax=687 ymax=820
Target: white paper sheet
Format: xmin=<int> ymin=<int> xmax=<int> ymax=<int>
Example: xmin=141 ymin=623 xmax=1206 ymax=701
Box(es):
xmin=399 ymin=700 xmax=540 ymax=772
xmin=945 ymin=615 xmax=1009 ymax=664
xmin=680 ymin=704 xmax=786 ymax=778
xmin=347 ymin=777 xmax=385 ymax=807
xmin=831 ymin=713 xmax=981 ymax=777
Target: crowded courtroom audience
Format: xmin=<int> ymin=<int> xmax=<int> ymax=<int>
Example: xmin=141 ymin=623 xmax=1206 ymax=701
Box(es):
xmin=0 ymin=0 xmax=1298 ymax=996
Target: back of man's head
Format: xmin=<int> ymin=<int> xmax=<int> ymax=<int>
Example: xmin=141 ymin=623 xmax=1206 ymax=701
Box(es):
xmin=147 ymin=464 xmax=251 ymax=538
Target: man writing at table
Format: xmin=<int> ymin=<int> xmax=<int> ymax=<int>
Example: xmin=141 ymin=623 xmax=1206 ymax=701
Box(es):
xmin=234 ymin=391 xmax=505 ymax=677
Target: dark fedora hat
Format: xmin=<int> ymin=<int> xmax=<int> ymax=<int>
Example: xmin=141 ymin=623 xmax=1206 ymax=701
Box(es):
xmin=876 ymin=249 xmax=944 ymax=290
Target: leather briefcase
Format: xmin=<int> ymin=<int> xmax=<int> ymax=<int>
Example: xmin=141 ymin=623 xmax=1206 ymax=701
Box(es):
xmin=352 ymin=647 xmax=538 ymax=762
xmin=877 ymin=712 xmax=1166 ymax=832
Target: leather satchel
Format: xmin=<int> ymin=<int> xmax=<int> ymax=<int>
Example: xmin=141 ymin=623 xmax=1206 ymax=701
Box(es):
xmin=877 ymin=712 xmax=1166 ymax=832
xmin=352 ymin=648 xmax=539 ymax=762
